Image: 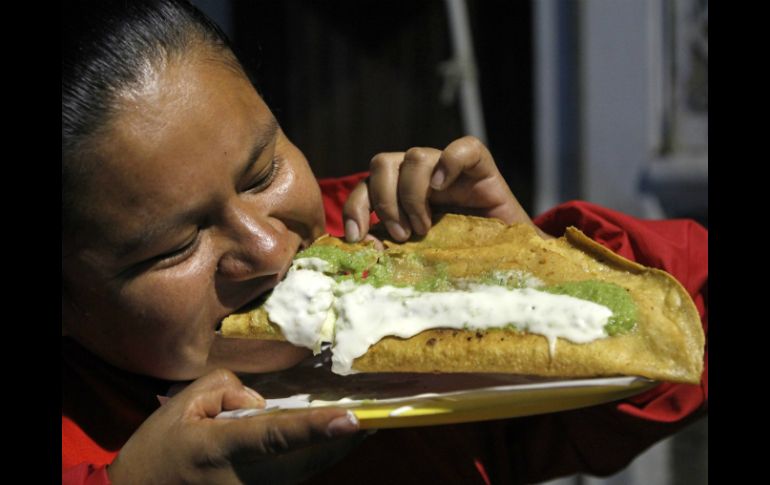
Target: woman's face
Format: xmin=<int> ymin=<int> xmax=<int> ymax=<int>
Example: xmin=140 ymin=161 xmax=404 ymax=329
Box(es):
xmin=62 ymin=52 xmax=325 ymax=380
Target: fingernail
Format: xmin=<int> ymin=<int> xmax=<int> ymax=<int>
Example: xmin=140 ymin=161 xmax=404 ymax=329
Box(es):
xmin=385 ymin=221 xmax=409 ymax=241
xmin=430 ymin=166 xmax=446 ymax=189
xmin=345 ymin=219 xmax=360 ymax=242
xmin=243 ymin=385 xmax=266 ymax=407
xmin=327 ymin=410 xmax=359 ymax=437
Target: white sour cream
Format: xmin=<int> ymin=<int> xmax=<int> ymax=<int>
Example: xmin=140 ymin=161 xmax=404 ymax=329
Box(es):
xmin=264 ymin=258 xmax=613 ymax=375
xmin=264 ymin=267 xmax=336 ymax=353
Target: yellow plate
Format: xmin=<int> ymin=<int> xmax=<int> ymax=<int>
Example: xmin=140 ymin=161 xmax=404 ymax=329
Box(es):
xmin=224 ymin=374 xmax=657 ymax=429
xmin=320 ymin=376 xmax=655 ymax=429
xmin=347 ymin=377 xmax=656 ymax=428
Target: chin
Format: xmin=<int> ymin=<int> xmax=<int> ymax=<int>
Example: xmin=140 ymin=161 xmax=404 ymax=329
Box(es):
xmin=206 ymin=337 xmax=311 ymax=374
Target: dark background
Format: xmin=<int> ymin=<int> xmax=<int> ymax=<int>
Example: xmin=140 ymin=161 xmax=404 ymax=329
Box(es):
xmin=227 ymin=0 xmax=535 ymax=213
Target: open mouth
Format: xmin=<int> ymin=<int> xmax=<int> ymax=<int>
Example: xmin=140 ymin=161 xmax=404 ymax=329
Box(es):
xmin=215 ymin=242 xmax=301 ymax=334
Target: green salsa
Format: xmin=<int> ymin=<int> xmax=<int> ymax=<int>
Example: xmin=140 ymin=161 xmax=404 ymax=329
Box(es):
xmin=296 ymin=246 xmax=452 ymax=290
xmin=542 ymin=280 xmax=637 ymax=335
xmin=296 ymin=245 xmax=378 ymax=276
xmin=294 ymin=248 xmax=637 ymax=336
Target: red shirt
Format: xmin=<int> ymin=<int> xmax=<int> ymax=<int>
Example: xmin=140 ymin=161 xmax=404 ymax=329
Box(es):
xmin=63 ymin=172 xmax=708 ymax=484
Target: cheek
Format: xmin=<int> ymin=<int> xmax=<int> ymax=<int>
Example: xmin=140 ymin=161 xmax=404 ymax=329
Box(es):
xmin=272 ymin=152 xmax=325 ymax=237
xmin=110 ymin=268 xmax=219 ymax=378
xmin=105 ymin=258 xmax=216 ymax=354
xmin=64 ymin=265 xmax=219 ymax=380
xmin=127 ymin=260 xmax=217 ymax=335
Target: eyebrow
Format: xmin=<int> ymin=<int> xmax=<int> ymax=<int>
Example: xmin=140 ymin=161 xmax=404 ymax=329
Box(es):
xmin=113 ymin=117 xmax=280 ymax=261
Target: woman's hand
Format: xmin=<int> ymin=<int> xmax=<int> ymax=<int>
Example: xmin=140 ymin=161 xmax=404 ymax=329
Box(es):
xmin=343 ymin=136 xmax=550 ymax=242
xmin=108 ymin=369 xmax=361 ymax=484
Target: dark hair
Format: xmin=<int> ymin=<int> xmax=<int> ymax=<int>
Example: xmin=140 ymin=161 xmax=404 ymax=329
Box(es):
xmin=62 ymin=0 xmax=238 ymax=236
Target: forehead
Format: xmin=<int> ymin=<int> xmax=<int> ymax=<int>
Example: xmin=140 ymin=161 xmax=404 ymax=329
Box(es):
xmin=78 ymin=57 xmax=271 ymax=249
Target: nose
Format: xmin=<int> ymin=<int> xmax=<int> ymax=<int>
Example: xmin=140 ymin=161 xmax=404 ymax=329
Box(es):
xmin=216 ymin=201 xmax=296 ymax=282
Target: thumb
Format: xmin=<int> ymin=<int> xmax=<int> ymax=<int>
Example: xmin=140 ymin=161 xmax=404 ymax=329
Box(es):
xmin=177 ymin=369 xmax=266 ymax=418
xmin=216 ymin=408 xmax=360 ymax=457
xmin=223 ymin=385 xmax=266 ymax=411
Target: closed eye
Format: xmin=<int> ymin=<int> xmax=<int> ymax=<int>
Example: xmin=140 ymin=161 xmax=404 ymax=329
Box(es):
xmin=154 ymin=230 xmax=201 ymax=265
xmin=245 ymin=155 xmax=283 ymax=193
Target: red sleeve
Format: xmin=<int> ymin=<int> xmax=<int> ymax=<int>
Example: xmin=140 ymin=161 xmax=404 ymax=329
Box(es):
xmin=61 ymin=337 xmax=168 ymax=485
xmin=319 ymin=171 xmax=370 ymax=236
xmin=62 ymin=402 xmax=120 ymax=485
xmin=62 ymin=416 xmax=120 ymax=471
xmin=62 ymin=463 xmax=111 ymax=485
xmin=319 ymin=171 xmax=382 ymax=237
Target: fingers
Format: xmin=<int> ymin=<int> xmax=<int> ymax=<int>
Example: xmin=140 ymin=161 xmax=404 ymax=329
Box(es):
xmin=432 ymin=136 xmax=499 ymax=190
xmin=342 ymin=180 xmax=372 ymax=243
xmin=367 ymin=152 xmax=414 ymax=241
xmin=350 ymin=149 xmax=442 ymax=241
xmin=344 ymin=136 xmax=520 ymax=242
xmin=113 ymin=373 xmax=361 ymax=484
xmin=364 ymin=139 xmax=492 ymax=239
xmin=343 ymin=152 xmax=413 ymax=242
xmin=217 ymin=408 xmax=360 ymax=457
xmin=187 ymin=371 xmax=359 ymax=458
xmin=397 ymin=147 xmax=442 ymax=236
xmin=177 ymin=369 xmax=266 ymax=419
xmin=428 ymin=136 xmax=534 ymax=228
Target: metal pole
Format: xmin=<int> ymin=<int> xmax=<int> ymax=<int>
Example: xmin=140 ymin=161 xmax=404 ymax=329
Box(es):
xmin=444 ymin=0 xmax=488 ymax=144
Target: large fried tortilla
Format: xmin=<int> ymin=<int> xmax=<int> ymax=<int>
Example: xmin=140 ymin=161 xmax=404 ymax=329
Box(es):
xmin=222 ymin=214 xmax=704 ymax=384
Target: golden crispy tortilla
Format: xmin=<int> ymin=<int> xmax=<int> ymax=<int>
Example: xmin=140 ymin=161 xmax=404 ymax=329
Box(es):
xmin=222 ymin=214 xmax=704 ymax=384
